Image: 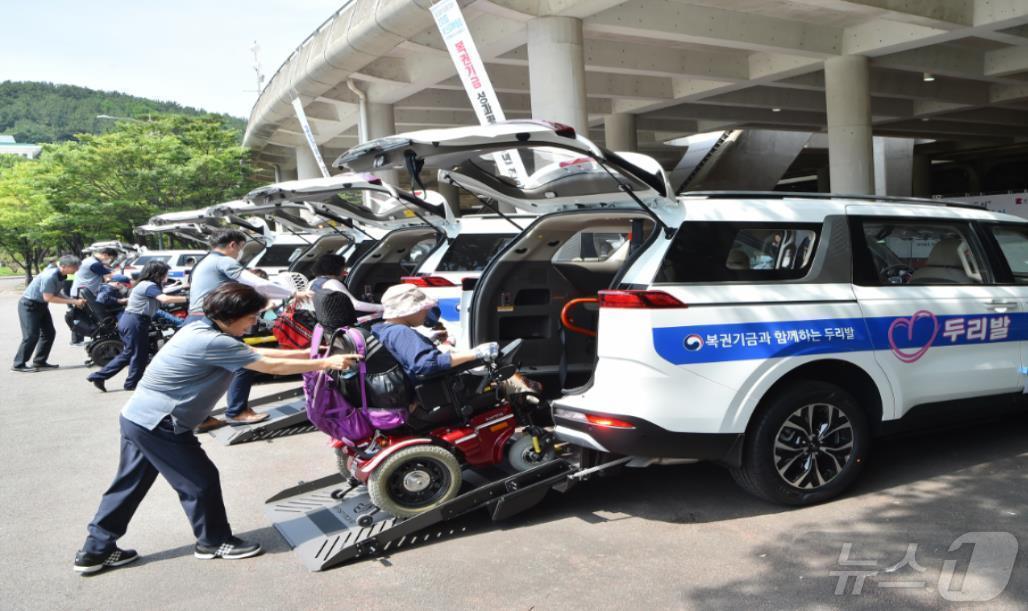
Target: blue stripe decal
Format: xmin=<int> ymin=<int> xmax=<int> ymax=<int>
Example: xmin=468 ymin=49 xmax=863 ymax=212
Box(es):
xmin=437 ymin=298 xmax=460 ymax=322
xmin=653 ymin=311 xmax=1027 ymax=365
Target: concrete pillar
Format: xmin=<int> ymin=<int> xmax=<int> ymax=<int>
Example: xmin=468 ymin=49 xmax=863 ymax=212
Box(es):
xmin=527 ymin=17 xmax=588 ymax=136
xmin=604 ymin=113 xmax=637 ymax=152
xmin=295 ymin=146 xmax=322 ymax=180
xmin=873 ymin=136 xmax=914 ymax=196
xmin=912 ymin=154 xmax=932 ymax=197
xmin=824 ymin=55 xmax=874 ymax=194
xmin=366 ymin=102 xmax=399 ymax=186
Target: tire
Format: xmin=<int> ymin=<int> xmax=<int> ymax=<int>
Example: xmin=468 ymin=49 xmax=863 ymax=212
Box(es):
xmin=367 ymin=445 xmax=462 ymax=518
xmin=503 ymin=433 xmax=556 ymax=473
xmin=730 ymin=380 xmax=870 ymax=506
xmin=87 ymin=338 xmax=123 ymax=367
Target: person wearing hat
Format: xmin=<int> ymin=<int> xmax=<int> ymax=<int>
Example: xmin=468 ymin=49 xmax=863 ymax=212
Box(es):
xmin=95 ymin=274 xmax=134 ymax=317
xmin=371 ymin=283 xmax=498 ymax=381
xmin=87 ymin=260 xmax=188 ymax=392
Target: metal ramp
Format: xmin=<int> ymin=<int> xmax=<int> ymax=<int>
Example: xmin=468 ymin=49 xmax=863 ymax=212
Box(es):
xmin=265 ymin=459 xmax=579 ymax=571
xmin=207 ymin=387 xmax=315 ymax=445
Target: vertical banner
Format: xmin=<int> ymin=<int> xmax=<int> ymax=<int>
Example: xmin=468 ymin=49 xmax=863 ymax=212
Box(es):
xmin=430 ymin=0 xmax=528 ymax=184
xmin=291 ymin=97 xmax=330 ymax=178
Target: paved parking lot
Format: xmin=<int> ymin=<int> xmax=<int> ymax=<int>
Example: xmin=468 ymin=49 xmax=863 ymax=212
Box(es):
xmin=1 ymin=277 xmax=1026 ymax=610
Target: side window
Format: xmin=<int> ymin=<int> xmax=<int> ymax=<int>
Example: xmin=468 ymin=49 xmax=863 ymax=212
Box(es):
xmin=400 ymin=238 xmax=438 ymax=274
xmin=987 ymin=224 xmax=1028 ymax=284
xmin=657 ymin=222 xmax=820 ymax=283
xmin=553 ymin=231 xmax=629 ymax=263
xmin=856 ymin=219 xmax=989 ymax=286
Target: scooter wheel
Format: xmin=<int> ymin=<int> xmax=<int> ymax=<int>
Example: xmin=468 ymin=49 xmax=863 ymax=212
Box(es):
xmin=367 ymin=445 xmax=462 ymax=518
xmin=503 ymin=433 xmax=556 ymax=473
xmin=87 ymin=338 xmax=123 ymax=367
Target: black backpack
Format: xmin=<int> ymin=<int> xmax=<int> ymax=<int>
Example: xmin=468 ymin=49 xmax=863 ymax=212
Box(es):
xmin=328 ymin=326 xmax=411 ymax=410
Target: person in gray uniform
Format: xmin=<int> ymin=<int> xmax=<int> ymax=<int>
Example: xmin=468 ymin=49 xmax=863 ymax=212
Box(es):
xmin=69 ymin=247 xmax=118 ymax=346
xmin=71 ymin=247 xmax=118 ymax=298
xmin=87 ymin=260 xmax=187 ymax=392
xmin=74 ymin=282 xmax=358 ymax=574
xmin=13 ymin=255 xmax=85 ymax=372
xmin=185 ymin=229 xmax=311 ymax=427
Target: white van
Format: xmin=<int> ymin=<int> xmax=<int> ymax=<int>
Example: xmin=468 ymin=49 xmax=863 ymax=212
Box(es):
xmin=246 ymin=175 xmax=450 ymax=302
xmin=341 ymin=120 xmax=1028 ymax=506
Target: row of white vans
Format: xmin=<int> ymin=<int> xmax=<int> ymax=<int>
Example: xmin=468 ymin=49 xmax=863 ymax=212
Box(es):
xmin=132 ymin=121 xmax=1028 ymax=505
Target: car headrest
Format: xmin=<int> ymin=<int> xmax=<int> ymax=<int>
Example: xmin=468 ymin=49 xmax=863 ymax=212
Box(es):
xmin=725 ymin=248 xmax=750 ymax=270
xmin=925 ymin=238 xmax=965 ymax=268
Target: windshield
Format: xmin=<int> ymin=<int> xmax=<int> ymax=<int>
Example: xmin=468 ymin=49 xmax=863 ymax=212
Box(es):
xmin=255 ymin=244 xmax=307 ymax=268
xmin=436 ymin=233 xmax=514 ymax=272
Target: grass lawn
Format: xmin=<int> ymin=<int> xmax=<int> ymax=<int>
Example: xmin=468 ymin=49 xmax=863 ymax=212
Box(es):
xmin=0 ymin=266 xmax=21 ymax=277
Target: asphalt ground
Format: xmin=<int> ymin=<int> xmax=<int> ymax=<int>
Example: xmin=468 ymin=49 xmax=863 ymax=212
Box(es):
xmin=1 ymin=276 xmax=1026 ymax=610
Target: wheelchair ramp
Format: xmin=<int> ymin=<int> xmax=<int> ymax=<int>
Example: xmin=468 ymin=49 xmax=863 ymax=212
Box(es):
xmin=672 ymin=129 xmax=812 ymax=193
xmin=265 ymin=459 xmax=576 ymax=571
xmin=207 ymin=387 xmax=315 ymax=445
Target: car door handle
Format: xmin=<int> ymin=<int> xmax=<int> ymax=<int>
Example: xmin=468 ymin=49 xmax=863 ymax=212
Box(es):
xmin=985 ymin=300 xmax=1019 ymax=311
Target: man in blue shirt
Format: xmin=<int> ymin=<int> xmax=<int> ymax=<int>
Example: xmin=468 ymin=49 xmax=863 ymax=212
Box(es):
xmin=74 ymin=283 xmax=358 ymax=574
xmin=13 ymin=255 xmax=86 ymax=372
xmin=371 ymin=283 xmax=496 ymax=381
xmin=185 ymin=229 xmax=311 ymax=426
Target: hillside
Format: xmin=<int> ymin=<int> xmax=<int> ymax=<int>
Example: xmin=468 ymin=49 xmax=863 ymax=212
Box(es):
xmin=0 ymin=81 xmax=246 ymax=144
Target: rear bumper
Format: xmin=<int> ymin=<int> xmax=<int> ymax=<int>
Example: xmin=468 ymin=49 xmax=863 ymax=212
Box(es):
xmin=553 ymin=410 xmax=744 ymax=467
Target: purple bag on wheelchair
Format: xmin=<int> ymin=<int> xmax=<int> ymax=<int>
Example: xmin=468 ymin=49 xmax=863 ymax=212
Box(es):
xmin=302 ymin=325 xmax=373 ymax=446
xmin=343 ymin=326 xmax=408 ymax=430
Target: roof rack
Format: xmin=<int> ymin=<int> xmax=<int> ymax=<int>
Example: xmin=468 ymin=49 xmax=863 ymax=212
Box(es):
xmin=679 ymin=190 xmax=988 ymax=211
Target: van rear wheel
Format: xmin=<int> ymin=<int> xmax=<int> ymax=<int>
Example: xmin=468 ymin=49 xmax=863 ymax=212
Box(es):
xmin=731 ymin=381 xmax=869 ymax=506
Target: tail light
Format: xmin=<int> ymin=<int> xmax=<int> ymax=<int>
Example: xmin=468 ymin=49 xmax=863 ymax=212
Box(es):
xmin=554 ymin=408 xmax=636 ymax=430
xmin=598 ymin=290 xmax=686 ymax=309
xmin=401 ymin=275 xmax=456 ymax=288
xmin=585 ymin=414 xmax=636 ymax=429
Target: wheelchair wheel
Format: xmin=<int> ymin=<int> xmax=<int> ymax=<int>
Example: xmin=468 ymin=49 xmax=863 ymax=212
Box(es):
xmin=504 ymin=432 xmax=557 ymax=473
xmin=367 ymin=445 xmax=461 ymax=518
xmin=87 ymin=338 xmax=123 ymax=367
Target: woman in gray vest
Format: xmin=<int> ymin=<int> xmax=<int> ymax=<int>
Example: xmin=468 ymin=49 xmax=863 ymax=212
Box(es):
xmin=87 ymin=260 xmax=187 ymax=392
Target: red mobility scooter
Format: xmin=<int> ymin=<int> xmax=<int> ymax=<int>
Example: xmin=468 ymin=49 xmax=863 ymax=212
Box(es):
xmin=309 ymin=332 xmax=557 ymax=520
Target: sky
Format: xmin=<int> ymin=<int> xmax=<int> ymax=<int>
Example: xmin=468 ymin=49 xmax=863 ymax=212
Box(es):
xmin=2 ymin=0 xmax=346 ymax=118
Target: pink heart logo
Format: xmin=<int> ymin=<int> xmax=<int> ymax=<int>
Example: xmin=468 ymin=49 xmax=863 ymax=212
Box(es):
xmin=888 ymin=310 xmax=939 ymax=363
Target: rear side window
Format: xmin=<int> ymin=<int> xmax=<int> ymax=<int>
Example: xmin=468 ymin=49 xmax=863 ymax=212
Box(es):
xmin=436 ymin=233 xmax=513 ymax=272
xmin=854 ymin=219 xmax=988 ymax=286
xmin=986 ymin=224 xmax=1028 ymax=283
xmin=658 ymin=222 xmax=820 ymax=283
xmin=258 ymin=245 xmax=306 ymax=267
xmin=552 ymin=232 xmax=628 ymax=263
xmin=131 ymin=255 xmax=171 ymax=266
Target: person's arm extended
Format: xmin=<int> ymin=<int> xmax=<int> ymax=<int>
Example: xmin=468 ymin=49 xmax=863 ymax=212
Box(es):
xmin=448 ymin=342 xmax=499 ymax=368
xmin=245 ymin=353 xmax=358 ymax=376
xmin=253 ymin=347 xmax=312 ymax=359
xmin=238 ymin=269 xmax=297 ymax=300
xmin=156 ymin=294 xmax=187 ymax=304
xmin=43 ymin=292 xmax=83 ymax=307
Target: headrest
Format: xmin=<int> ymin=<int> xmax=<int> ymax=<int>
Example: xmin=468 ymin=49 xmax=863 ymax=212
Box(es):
xmin=314 ymin=291 xmax=356 ymax=331
xmin=925 ymin=238 xmax=964 ymax=268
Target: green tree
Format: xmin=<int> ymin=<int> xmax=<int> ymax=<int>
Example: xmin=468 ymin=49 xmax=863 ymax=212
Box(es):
xmin=41 ymin=115 xmax=258 ymax=252
xmin=0 ymin=159 xmax=60 ymax=282
xmin=0 ymin=113 xmax=259 ymax=279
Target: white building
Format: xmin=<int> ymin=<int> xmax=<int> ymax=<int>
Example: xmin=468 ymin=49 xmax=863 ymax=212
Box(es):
xmin=0 ymin=135 xmax=42 ymax=159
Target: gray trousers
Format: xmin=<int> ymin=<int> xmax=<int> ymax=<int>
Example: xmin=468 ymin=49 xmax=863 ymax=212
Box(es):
xmin=14 ymin=298 xmax=55 ymax=367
